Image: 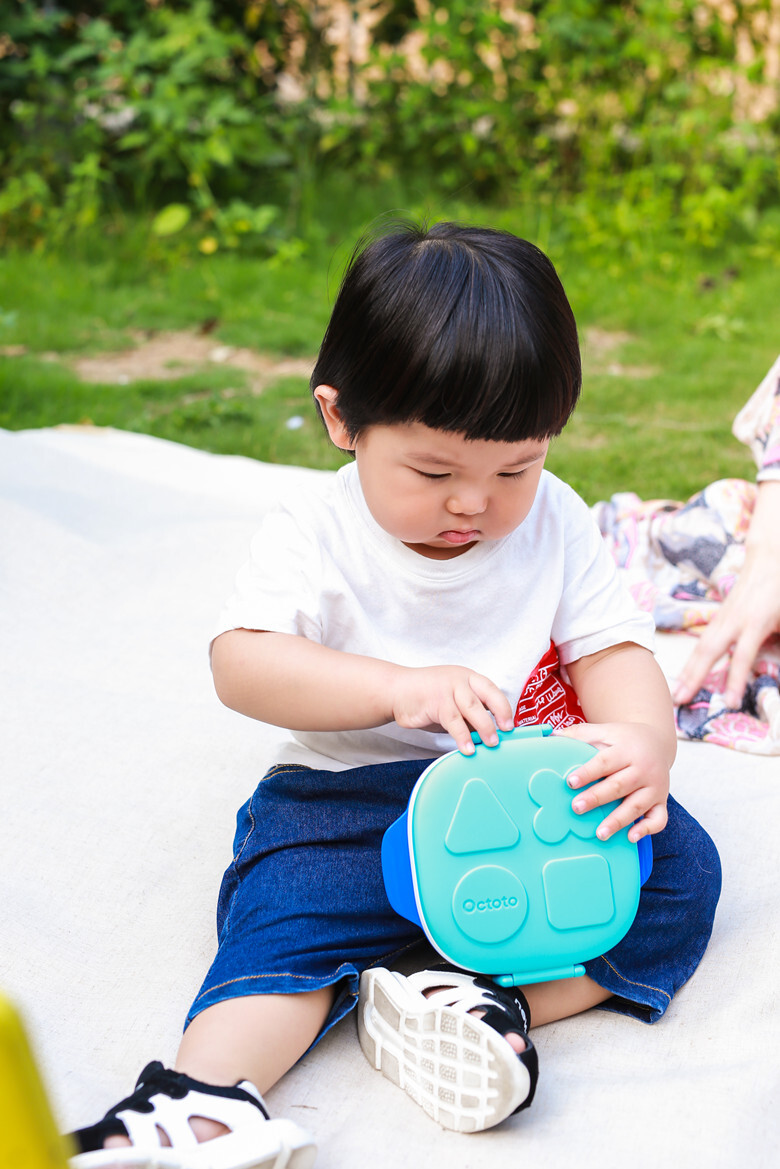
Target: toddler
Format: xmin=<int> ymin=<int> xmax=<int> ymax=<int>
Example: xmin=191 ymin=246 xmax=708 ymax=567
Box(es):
xmin=70 ymin=222 xmax=721 ymax=1168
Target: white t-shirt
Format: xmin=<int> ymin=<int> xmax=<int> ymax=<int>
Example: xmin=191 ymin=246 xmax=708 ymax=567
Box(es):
xmin=214 ymin=463 xmax=654 ymax=770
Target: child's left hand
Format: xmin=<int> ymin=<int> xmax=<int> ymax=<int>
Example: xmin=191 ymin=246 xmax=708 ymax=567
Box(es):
xmin=552 ymin=721 xmax=671 ymax=843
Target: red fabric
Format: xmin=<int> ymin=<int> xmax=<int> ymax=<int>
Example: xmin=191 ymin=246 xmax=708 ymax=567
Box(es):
xmin=514 ymin=640 xmax=585 ymax=729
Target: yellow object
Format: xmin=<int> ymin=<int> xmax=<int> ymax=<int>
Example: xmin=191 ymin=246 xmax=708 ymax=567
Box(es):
xmin=0 ymin=991 xmax=72 ymax=1168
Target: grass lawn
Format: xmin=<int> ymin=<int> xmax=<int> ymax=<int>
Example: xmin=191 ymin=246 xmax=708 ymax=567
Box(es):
xmin=1 ymin=196 xmax=777 ymax=504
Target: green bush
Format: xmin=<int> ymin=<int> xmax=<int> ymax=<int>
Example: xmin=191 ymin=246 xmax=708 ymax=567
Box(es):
xmin=333 ymin=0 xmax=780 ymax=246
xmin=0 ymin=0 xmax=284 ymax=249
xmin=2 ymin=1 xmax=779 ymax=251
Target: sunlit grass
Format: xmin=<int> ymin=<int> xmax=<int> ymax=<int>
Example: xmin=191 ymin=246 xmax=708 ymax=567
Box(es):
xmin=1 ymin=196 xmax=777 ymax=504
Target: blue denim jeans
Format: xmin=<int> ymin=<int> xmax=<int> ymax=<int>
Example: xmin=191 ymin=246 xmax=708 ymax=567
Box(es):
xmin=186 ymin=760 xmax=721 ymax=1039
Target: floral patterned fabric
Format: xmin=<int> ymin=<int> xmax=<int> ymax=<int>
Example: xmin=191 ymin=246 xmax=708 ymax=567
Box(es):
xmin=591 ymin=356 xmax=780 ymax=756
xmin=732 ymin=352 xmax=780 ymax=480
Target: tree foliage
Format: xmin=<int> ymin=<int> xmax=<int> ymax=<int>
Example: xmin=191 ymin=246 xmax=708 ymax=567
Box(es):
xmin=2 ymin=0 xmax=779 ymax=249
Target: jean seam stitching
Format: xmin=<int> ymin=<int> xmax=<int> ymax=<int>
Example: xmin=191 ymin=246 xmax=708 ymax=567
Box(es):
xmin=191 ymin=966 xmax=358 ymax=1009
xmin=597 ymin=955 xmax=672 ymax=1004
xmin=191 ymin=939 xmax=427 ymax=1012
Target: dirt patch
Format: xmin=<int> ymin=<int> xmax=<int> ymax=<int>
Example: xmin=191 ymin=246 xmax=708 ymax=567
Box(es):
xmin=3 ymin=325 xmax=656 ymax=386
xmin=71 ymin=330 xmax=315 ymax=393
xmin=584 ymin=327 xmax=635 ymax=354
xmin=582 ymin=327 xmax=657 ymax=379
xmin=2 ymin=329 xmax=315 ymax=394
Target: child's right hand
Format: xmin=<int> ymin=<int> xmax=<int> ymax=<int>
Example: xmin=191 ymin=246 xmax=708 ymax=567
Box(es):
xmin=389 ymin=665 xmax=514 ymax=755
xmin=212 ymin=632 xmax=513 ymax=751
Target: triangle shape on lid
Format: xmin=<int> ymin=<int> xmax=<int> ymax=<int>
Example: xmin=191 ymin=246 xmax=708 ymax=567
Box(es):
xmin=444 ymin=777 xmax=520 ymax=855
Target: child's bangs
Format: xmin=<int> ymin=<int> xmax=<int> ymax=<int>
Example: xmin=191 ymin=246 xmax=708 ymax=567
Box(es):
xmin=375 ymin=247 xmax=580 ymax=442
xmin=311 ymin=222 xmax=581 ymax=444
xmin=407 ymin=306 xmax=572 ymax=442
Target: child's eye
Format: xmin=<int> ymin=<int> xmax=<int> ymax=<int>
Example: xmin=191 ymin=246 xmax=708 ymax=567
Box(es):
xmin=413 ymin=469 xmax=450 ymax=480
xmin=499 ymin=470 xmax=528 ymax=480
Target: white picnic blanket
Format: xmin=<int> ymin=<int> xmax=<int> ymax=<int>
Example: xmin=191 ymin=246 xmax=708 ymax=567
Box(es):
xmin=1 ymin=426 xmax=777 ymax=1169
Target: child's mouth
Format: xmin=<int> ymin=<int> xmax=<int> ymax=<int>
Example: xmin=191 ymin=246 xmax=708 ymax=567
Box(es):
xmin=439 ymin=529 xmax=480 ymax=544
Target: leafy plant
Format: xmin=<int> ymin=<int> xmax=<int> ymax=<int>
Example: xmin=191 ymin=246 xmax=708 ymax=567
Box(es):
xmin=335 ymin=0 xmax=780 ymax=246
xmin=0 ymin=0 xmax=284 ymax=249
xmin=2 ymin=1 xmax=780 ymax=251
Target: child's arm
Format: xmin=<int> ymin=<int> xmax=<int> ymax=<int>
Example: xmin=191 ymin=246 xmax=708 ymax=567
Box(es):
xmin=211 ymin=628 xmax=514 ymax=755
xmin=557 ymin=642 xmax=677 ymax=843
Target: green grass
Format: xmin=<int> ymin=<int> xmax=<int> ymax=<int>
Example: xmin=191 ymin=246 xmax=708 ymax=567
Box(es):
xmin=1 ymin=196 xmax=777 ymax=503
xmin=548 ymin=246 xmax=778 ymax=500
xmin=0 ymin=358 xmax=349 ymax=471
xmin=0 ymin=233 xmax=334 ymax=356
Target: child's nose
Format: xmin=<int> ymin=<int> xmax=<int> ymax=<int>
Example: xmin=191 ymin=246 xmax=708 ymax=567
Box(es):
xmin=446 ymin=490 xmax=487 ymax=516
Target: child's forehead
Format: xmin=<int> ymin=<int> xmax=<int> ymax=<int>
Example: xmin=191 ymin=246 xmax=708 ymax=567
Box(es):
xmin=364 ymin=421 xmax=548 ymax=466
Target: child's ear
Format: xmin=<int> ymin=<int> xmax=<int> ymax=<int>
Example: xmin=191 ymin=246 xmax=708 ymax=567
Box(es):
xmin=313 ymin=385 xmax=353 ymax=450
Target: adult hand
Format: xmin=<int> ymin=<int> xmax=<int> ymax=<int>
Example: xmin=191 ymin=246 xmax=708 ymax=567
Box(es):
xmin=673 ymin=480 xmax=780 ymax=709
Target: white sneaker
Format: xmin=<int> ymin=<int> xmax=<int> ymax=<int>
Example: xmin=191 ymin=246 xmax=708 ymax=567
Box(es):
xmin=68 ymin=1061 xmax=316 ymax=1169
xmin=358 ymin=966 xmax=538 ymax=1133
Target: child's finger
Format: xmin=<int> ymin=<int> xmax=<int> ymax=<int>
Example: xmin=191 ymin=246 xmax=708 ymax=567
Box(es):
xmin=456 ymin=694 xmax=500 ymax=749
xmin=552 ymin=724 xmax=611 ymax=786
xmin=450 ymin=676 xmax=512 ymax=748
xmin=552 ymin=722 xmax=609 ymax=744
xmin=468 ymin=674 xmax=514 ymax=732
xmin=570 ymin=767 xmax=629 ymax=816
xmin=446 ymin=688 xmax=498 ymax=754
xmin=565 ymin=752 xmax=611 ymax=790
xmin=592 ymin=787 xmax=655 ymax=841
xmin=595 ymin=786 xmax=670 ymax=841
xmin=444 ymin=711 xmax=477 ymax=755
xmin=627 ymin=802 xmax=668 ymax=842
xmin=556 ymin=725 xmax=640 ymax=791
xmin=565 ymin=738 xmax=621 ymax=791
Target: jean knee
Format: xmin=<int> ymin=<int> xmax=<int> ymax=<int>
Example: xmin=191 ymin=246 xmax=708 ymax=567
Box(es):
xmin=691 ymin=820 xmax=722 ymax=925
xmin=663 ymin=796 xmax=722 ymax=933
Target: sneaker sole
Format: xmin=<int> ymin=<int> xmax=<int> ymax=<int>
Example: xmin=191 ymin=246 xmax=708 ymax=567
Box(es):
xmin=358 ymin=968 xmax=530 ymax=1133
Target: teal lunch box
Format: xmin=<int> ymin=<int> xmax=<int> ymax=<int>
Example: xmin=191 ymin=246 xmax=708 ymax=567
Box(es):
xmin=382 ymin=724 xmax=652 ymax=988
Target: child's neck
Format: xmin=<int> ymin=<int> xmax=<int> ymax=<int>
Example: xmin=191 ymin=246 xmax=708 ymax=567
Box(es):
xmin=402 ymin=540 xmax=476 ymax=560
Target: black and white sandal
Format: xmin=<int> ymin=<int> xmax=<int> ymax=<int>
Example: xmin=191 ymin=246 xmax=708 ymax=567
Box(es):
xmin=69 ymin=1061 xmax=316 ymax=1169
xmin=358 ymin=966 xmax=538 ymax=1133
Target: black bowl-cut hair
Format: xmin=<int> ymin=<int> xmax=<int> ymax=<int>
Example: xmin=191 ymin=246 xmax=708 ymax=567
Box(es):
xmin=311 ymin=220 xmax=581 ymax=445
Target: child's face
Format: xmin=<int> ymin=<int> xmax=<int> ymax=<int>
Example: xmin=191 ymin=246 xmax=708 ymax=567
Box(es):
xmin=353 ymin=423 xmax=549 ymax=559
xmin=315 ymin=386 xmax=549 ymax=560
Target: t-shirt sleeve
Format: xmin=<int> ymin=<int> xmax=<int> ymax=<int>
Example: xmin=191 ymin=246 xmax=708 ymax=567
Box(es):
xmin=212 ymin=503 xmax=323 ymax=644
xmin=551 ymin=487 xmax=655 ymax=664
xmin=732 ymin=354 xmax=780 ymax=482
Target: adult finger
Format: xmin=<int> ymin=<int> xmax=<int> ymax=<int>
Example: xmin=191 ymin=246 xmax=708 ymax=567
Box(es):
xmin=723 ymin=627 xmax=765 ymax=708
xmin=673 ymin=623 xmax=732 ymax=703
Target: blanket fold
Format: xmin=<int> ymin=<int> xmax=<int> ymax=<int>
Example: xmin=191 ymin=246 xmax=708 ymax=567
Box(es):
xmin=593 ymin=478 xmax=780 ymax=755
